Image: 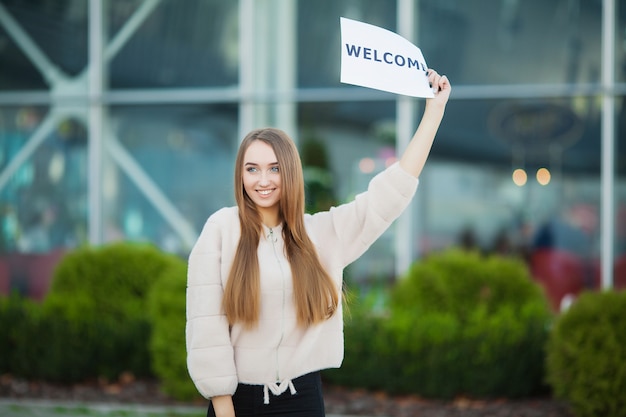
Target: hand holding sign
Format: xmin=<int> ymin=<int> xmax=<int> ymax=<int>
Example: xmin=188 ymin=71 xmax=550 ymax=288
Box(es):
xmin=428 ymin=70 xmax=451 ymax=107
xmin=340 ymin=17 xmax=434 ymax=98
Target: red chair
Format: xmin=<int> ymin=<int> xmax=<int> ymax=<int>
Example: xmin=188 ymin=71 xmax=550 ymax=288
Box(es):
xmin=530 ymin=248 xmax=586 ymax=312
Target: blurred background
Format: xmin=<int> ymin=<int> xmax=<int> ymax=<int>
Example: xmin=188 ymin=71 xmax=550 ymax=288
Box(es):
xmin=0 ymin=0 xmax=624 ymax=307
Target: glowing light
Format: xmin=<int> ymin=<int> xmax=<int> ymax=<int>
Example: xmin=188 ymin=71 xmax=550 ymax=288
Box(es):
xmin=512 ymin=168 xmax=527 ymax=186
xmin=536 ymin=168 xmax=551 ymax=185
xmin=359 ymin=157 xmax=376 ymax=173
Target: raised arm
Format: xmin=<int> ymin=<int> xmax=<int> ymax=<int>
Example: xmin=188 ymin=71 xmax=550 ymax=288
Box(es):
xmin=399 ymin=69 xmax=451 ymax=178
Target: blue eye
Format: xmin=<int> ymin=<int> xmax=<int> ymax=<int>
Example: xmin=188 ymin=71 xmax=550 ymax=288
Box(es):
xmin=270 ymin=166 xmax=279 ymax=173
xmin=246 ymin=167 xmax=258 ymax=173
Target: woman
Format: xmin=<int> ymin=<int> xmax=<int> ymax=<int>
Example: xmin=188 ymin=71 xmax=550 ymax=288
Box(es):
xmin=187 ymin=70 xmax=451 ymax=417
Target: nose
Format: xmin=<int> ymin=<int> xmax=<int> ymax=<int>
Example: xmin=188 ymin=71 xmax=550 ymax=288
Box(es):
xmin=259 ymin=171 xmax=271 ymax=187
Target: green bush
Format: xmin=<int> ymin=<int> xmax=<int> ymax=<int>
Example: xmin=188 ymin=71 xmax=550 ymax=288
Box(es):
xmin=147 ymin=258 xmax=200 ymax=401
xmin=391 ymin=249 xmax=551 ymax=398
xmin=323 ymin=288 xmax=401 ymax=390
xmin=0 ymin=294 xmax=34 ymax=374
xmin=46 ymin=242 xmax=178 ymax=321
xmin=326 ymin=249 xmax=553 ymax=399
xmin=28 ymin=241 xmax=182 ymax=382
xmin=0 ymin=292 xmax=153 ymax=383
xmin=0 ymin=294 xmax=88 ymax=381
xmin=546 ymin=290 xmax=626 ymax=417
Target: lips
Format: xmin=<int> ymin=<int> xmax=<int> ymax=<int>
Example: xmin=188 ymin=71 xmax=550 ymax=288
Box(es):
xmin=257 ymin=188 xmax=275 ymax=196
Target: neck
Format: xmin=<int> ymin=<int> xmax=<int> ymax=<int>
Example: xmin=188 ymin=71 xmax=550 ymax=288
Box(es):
xmin=260 ymin=208 xmax=280 ymax=228
xmin=264 ymin=220 xmax=281 ymax=229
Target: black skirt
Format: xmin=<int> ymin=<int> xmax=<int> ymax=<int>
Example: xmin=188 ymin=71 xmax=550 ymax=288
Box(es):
xmin=207 ymin=371 xmax=325 ymax=417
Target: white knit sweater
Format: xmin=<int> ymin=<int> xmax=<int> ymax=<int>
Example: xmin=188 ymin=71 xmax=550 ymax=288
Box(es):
xmin=186 ymin=162 xmax=418 ymax=401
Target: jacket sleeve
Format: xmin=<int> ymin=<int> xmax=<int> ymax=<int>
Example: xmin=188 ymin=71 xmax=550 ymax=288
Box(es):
xmin=311 ymin=162 xmax=418 ymax=267
xmin=186 ymin=211 xmax=238 ymax=399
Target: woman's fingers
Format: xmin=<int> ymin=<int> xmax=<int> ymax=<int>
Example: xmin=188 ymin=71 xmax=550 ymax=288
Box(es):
xmin=437 ymin=75 xmax=450 ymax=91
xmin=428 ymin=69 xmax=441 ymax=92
xmin=427 ymin=69 xmax=451 ymax=96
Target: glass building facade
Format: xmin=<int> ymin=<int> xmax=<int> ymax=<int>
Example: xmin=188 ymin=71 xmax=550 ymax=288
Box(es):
xmin=0 ymin=0 xmax=624 ymax=304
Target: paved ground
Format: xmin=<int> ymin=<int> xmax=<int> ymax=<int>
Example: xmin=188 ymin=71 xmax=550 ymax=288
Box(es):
xmin=0 ymin=396 xmax=576 ymax=417
xmin=0 ymin=399 xmax=206 ymax=417
xmin=0 ymin=399 xmax=356 ymax=417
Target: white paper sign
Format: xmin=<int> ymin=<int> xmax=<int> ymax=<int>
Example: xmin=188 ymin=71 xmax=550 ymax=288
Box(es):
xmin=340 ymin=17 xmax=434 ymax=98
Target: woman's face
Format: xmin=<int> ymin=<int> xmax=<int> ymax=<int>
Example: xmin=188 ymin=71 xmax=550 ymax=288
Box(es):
xmin=242 ymin=140 xmax=282 ymax=222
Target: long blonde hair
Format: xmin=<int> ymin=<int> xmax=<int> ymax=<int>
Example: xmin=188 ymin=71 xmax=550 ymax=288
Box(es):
xmin=222 ymin=128 xmax=339 ymax=328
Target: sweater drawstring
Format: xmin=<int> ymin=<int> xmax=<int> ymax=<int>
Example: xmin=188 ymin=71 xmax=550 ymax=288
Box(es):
xmin=263 ymin=379 xmax=297 ymax=404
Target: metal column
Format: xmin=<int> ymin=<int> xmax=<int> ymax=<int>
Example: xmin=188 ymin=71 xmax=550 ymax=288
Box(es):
xmin=600 ymin=0 xmax=616 ymax=289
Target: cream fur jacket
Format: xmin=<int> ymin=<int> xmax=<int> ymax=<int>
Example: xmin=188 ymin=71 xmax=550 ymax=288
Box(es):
xmin=186 ymin=162 xmax=418 ymax=402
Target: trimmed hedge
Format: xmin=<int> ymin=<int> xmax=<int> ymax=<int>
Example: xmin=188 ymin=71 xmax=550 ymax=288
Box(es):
xmin=0 ymin=294 xmax=35 ymax=376
xmin=0 ymin=292 xmax=105 ymax=382
xmin=546 ymin=290 xmax=626 ymax=417
xmin=325 ymin=249 xmax=553 ymax=399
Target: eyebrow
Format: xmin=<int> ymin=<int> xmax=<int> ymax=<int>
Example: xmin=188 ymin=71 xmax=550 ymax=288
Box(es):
xmin=244 ymin=161 xmax=279 ymax=166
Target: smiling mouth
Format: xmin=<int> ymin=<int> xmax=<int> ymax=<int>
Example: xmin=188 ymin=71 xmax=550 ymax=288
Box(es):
xmin=258 ymin=189 xmax=274 ymax=195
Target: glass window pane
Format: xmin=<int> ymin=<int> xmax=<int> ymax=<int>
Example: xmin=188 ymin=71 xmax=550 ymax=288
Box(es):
xmin=105 ymin=104 xmax=238 ymax=255
xmin=0 ymin=0 xmax=87 ymax=90
xmin=418 ymin=0 xmax=602 ymax=85
xmin=618 ymin=1 xmax=626 ymax=83
xmin=1 ymin=106 xmax=87 ymax=253
xmin=108 ymin=0 xmax=239 ymax=89
xmin=438 ymin=97 xmax=601 ymax=175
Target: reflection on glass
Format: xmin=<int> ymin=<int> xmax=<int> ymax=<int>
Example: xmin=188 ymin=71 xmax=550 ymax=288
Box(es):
xmin=0 ymin=107 xmax=87 ymax=254
xmin=105 ymin=104 xmax=238 ymax=255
